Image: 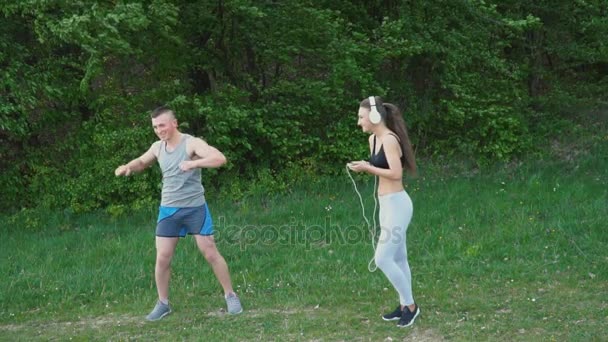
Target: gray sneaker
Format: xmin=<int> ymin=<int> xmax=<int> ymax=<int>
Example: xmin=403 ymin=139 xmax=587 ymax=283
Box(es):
xmin=146 ymin=300 xmax=171 ymax=321
xmin=226 ymin=293 xmax=243 ymax=315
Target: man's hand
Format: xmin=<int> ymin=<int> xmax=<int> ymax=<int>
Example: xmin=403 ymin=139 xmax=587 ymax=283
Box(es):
xmin=179 ymin=160 xmax=196 ymax=172
xmin=114 ymin=165 xmax=132 ymax=176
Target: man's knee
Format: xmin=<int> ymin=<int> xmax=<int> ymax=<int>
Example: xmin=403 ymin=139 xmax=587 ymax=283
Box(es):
xmin=156 ymin=251 xmax=173 ymax=267
xmin=203 ymin=247 xmax=222 ymax=264
xmin=196 ymin=236 xmax=221 ymax=262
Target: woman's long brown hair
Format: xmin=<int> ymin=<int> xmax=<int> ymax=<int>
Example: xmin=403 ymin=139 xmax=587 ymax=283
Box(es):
xmin=360 ymin=97 xmax=417 ymax=175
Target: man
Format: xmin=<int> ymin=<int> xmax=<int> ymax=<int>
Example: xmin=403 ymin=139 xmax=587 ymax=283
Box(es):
xmin=114 ymin=106 xmax=242 ymax=321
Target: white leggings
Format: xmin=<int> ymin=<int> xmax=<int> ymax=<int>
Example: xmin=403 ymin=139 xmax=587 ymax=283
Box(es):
xmin=375 ymin=190 xmax=414 ymax=306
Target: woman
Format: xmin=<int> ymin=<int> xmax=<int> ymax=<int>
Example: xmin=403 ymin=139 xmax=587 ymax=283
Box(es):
xmin=347 ymin=96 xmax=419 ymax=328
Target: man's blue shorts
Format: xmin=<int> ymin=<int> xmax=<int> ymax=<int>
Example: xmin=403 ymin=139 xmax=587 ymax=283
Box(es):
xmin=156 ymin=204 xmax=214 ymax=237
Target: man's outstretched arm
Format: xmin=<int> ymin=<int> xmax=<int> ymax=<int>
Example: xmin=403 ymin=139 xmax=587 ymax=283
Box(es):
xmin=115 ymin=143 xmax=158 ymax=176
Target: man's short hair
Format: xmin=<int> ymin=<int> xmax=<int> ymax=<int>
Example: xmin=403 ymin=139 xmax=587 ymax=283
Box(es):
xmin=151 ymin=106 xmax=175 ymax=119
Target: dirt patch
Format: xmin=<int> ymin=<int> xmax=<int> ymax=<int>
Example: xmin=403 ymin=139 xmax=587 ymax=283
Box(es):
xmin=392 ymin=327 xmax=446 ymax=341
xmin=206 ymin=307 xmax=318 ymax=317
xmin=1 ymin=309 xmax=447 ymax=341
xmin=0 ymin=313 xmax=144 ymax=333
xmin=281 ymin=327 xmax=445 ymax=342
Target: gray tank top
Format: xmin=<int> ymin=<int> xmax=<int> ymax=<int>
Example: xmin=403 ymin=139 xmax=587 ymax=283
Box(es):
xmin=157 ymin=134 xmax=205 ymax=207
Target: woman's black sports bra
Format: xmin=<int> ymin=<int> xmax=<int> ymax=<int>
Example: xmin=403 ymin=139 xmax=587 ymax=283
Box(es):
xmin=369 ymin=133 xmax=403 ymax=169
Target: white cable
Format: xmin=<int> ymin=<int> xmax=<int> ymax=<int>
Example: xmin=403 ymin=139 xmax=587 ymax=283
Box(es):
xmin=345 ymin=165 xmax=379 ymax=272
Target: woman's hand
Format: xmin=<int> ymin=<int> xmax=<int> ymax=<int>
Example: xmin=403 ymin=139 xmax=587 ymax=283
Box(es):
xmin=347 ymin=160 xmax=371 ymax=173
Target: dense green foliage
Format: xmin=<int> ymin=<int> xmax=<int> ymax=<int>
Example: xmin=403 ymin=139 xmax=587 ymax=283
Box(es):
xmin=1 ymin=1 xmax=606 ymax=212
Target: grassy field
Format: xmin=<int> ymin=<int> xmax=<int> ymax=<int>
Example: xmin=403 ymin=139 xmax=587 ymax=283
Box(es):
xmin=1 ymin=130 xmax=607 ymax=341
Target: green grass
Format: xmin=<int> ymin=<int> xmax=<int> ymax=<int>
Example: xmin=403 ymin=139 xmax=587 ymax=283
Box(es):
xmin=1 ymin=139 xmax=607 ymax=341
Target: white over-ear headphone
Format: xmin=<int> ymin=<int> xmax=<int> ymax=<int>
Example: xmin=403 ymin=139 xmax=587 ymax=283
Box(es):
xmin=368 ymin=96 xmax=383 ymax=124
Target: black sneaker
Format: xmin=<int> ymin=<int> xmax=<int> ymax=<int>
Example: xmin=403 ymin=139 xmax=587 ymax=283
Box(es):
xmin=397 ymin=305 xmax=420 ymax=328
xmin=382 ymin=306 xmax=402 ymax=321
